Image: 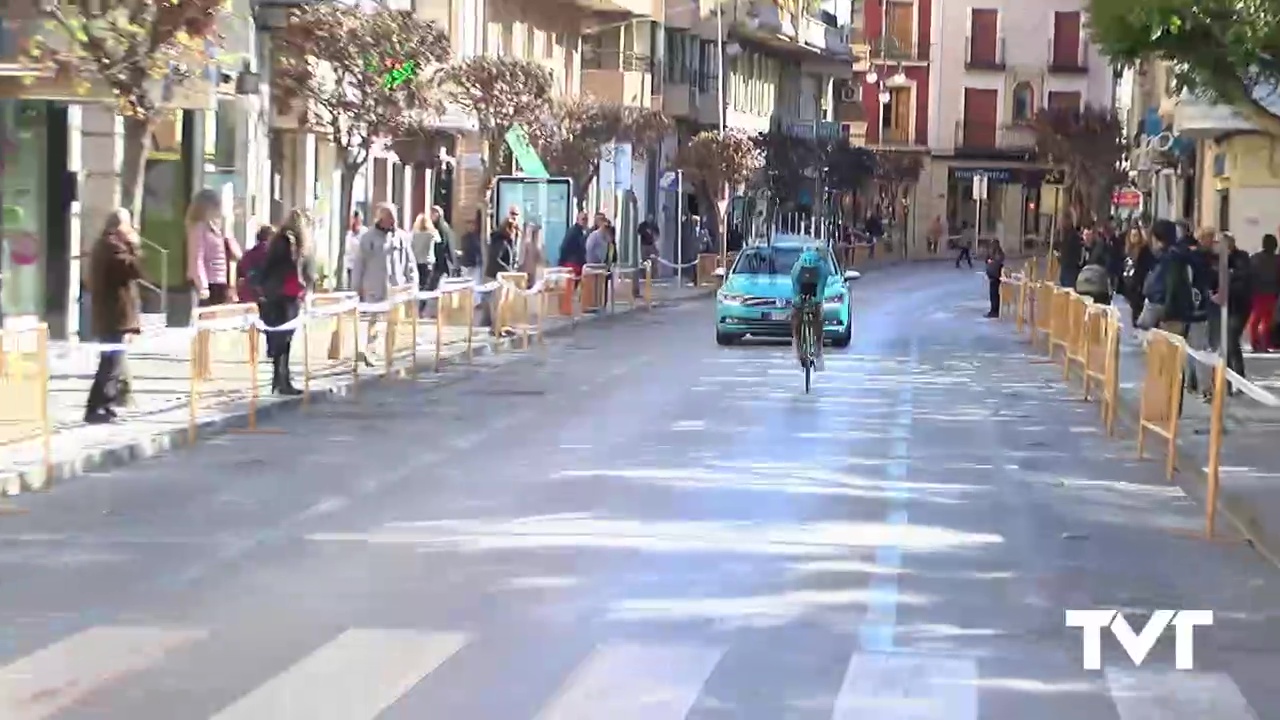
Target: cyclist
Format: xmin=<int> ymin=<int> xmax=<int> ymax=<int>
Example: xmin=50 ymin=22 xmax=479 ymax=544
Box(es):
xmin=790 ymin=243 xmax=830 ymax=371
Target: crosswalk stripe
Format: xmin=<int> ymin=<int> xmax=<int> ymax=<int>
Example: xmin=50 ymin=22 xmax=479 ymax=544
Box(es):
xmin=208 ymin=629 xmax=467 ymax=720
xmin=1106 ymin=668 xmax=1259 ymax=720
xmin=534 ymin=642 xmax=724 ymax=720
xmin=831 ymin=652 xmax=978 ymax=720
xmin=0 ymin=625 xmax=206 ymax=720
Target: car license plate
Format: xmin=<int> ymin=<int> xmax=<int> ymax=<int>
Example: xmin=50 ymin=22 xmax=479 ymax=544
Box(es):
xmin=766 ymin=310 xmax=790 ymax=321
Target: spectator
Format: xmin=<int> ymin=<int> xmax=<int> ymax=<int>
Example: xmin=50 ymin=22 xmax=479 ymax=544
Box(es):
xmin=1076 ymin=226 xmax=1113 ymax=306
xmin=235 ymin=224 xmax=274 ymax=305
xmin=429 ymin=205 xmax=457 ymax=285
xmin=410 ymin=213 xmax=439 ymax=316
xmin=1248 ymin=233 xmax=1280 ymax=352
xmin=955 ymin=221 xmax=974 ymax=268
xmin=984 ymin=238 xmax=1005 ymax=319
xmin=343 ymin=211 xmax=365 ymax=289
xmin=559 ymin=211 xmax=589 ymax=279
xmin=585 ymin=214 xmax=609 ymax=265
xmin=352 ymin=202 xmax=418 ymax=366
xmin=1206 ymin=231 xmax=1252 ymax=393
xmin=458 ymin=210 xmax=483 ymax=284
xmin=185 ymin=188 xmax=242 ymax=306
xmin=1122 ymin=227 xmax=1156 ymax=334
xmin=259 ymin=209 xmax=314 ymax=396
xmin=484 ymin=211 xmax=519 ymax=335
xmin=84 ymin=208 xmax=143 ymax=424
xmin=518 ymin=220 xmax=545 ymax=279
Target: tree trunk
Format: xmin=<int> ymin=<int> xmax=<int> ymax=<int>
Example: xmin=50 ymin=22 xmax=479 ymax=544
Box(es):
xmin=480 ymin=135 xmax=505 ymax=276
xmin=1237 ymin=103 xmax=1280 ymax=139
xmin=120 ymin=115 xmax=153 ymax=221
xmin=334 ymin=163 xmax=360 ymax=290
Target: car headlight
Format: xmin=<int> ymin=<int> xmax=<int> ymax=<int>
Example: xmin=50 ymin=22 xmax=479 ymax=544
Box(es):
xmin=823 ymin=292 xmax=846 ymax=307
xmin=718 ymin=292 xmax=745 ymax=305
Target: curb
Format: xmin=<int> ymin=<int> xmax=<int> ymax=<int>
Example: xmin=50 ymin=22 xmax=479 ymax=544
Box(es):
xmin=1108 ymin=387 xmax=1280 ymax=566
xmin=3 ymin=294 xmax=710 ymax=495
xmin=1028 ymin=340 xmax=1280 ymax=566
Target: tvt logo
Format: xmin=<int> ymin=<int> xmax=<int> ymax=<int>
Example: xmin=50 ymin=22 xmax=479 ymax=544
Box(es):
xmin=1065 ymin=609 xmax=1213 ymax=670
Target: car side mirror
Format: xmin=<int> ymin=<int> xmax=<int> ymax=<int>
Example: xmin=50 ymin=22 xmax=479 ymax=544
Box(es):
xmin=713 ymin=267 xmax=727 ymax=277
xmin=843 ymin=270 xmax=861 ymax=281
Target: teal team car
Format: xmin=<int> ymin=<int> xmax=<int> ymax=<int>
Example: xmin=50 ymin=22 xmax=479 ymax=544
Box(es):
xmin=714 ymin=237 xmax=860 ymax=347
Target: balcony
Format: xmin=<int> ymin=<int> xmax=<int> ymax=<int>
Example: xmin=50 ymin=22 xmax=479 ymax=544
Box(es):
xmin=869 ymin=36 xmax=928 ymax=63
xmin=563 ymin=0 xmax=660 ymax=19
xmin=1047 ymin=37 xmax=1088 ymax=74
xmin=953 ymin=120 xmax=1037 ymax=156
xmin=965 ymin=35 xmax=1005 ymax=71
xmin=582 ymin=51 xmax=657 ymax=109
xmin=662 ymin=81 xmax=697 ymax=118
xmin=878 ymin=126 xmax=913 ymax=147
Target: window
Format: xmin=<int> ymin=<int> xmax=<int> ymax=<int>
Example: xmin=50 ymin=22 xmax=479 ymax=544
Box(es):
xmin=961 ymin=87 xmax=998 ymax=147
xmin=1011 ymin=82 xmax=1034 ymax=122
xmin=886 ymin=0 xmax=914 ymax=58
xmin=1046 ymin=90 xmax=1081 ymax=112
xmin=699 ymin=40 xmax=717 ymax=93
xmin=1051 ymin=11 xmax=1082 ymax=67
xmin=881 ymin=87 xmax=911 ymax=143
xmin=967 ymin=9 xmax=999 ymax=67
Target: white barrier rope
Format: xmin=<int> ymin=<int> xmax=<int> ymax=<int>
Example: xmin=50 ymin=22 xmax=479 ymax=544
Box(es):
xmin=1143 ymin=331 xmax=1280 ymax=408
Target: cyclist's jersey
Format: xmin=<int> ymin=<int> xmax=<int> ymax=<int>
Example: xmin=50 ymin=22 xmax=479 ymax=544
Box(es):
xmin=790 ymin=247 xmax=830 ymax=307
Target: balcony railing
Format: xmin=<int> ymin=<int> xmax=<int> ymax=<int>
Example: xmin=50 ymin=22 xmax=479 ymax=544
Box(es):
xmin=878 ymin=126 xmax=913 ymax=146
xmin=953 ymin=120 xmax=1036 ymax=152
xmin=1047 ymin=37 xmax=1088 ymax=73
xmin=869 ymin=35 xmax=927 ymax=62
xmin=964 ymin=35 xmax=1005 ymax=70
xmin=582 ymin=49 xmax=654 ymax=73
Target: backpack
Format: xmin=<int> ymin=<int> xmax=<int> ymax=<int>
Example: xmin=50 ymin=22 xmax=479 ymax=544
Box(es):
xmin=796 ymin=263 xmax=821 ymax=295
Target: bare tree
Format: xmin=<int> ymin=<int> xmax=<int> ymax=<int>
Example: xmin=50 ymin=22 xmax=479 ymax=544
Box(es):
xmin=531 ymin=97 xmax=670 ymax=209
xmin=274 ymin=4 xmax=451 ymax=274
xmin=1029 ymin=105 xmax=1125 ymax=225
xmin=27 ymin=0 xmax=224 ymax=217
xmin=440 ymin=57 xmax=554 ymax=224
xmin=871 ymin=151 xmax=924 ymax=242
xmin=676 ymin=130 xmax=763 ymax=254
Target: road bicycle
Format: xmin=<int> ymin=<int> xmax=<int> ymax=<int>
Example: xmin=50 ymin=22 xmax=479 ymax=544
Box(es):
xmin=795 ymin=299 xmax=820 ymax=393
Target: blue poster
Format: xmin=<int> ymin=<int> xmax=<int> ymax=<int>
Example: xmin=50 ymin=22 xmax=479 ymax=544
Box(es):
xmin=494 ymin=176 xmax=573 ymax=268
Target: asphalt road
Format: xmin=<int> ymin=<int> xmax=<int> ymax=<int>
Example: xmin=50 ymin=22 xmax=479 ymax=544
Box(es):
xmin=1 ymin=263 xmax=1279 ymax=720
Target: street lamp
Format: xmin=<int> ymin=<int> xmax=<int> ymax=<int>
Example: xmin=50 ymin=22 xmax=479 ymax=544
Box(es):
xmin=878 ymin=87 xmax=890 ymax=104
xmin=865 ymin=68 xmax=878 ymax=84
xmin=890 ymin=65 xmax=906 ymax=84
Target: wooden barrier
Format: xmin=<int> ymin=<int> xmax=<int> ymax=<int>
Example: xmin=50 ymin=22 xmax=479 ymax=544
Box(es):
xmin=302 ymin=292 xmax=360 ymax=402
xmin=1081 ymin=305 xmax=1121 ymax=434
xmin=189 ymin=303 xmax=260 ymax=443
xmin=1062 ymin=292 xmax=1091 ymax=382
xmin=1136 ymin=329 xmax=1186 ymax=480
xmin=581 ymin=265 xmax=609 ymax=312
xmin=1047 ymin=287 xmax=1072 ymax=360
xmin=0 ymin=324 xmax=50 ymax=482
xmin=696 ymin=254 xmax=719 ymax=286
xmin=1031 ymin=282 xmax=1054 ymax=351
xmin=383 ymin=284 xmax=419 ymax=375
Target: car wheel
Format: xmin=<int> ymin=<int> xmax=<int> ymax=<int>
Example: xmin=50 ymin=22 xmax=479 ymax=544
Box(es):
xmin=831 ymin=321 xmax=852 ymax=348
xmin=716 ymin=330 xmax=738 ymax=346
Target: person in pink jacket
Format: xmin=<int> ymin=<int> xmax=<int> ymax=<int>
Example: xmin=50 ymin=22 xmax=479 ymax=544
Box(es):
xmin=186 ymin=188 xmax=242 ymax=305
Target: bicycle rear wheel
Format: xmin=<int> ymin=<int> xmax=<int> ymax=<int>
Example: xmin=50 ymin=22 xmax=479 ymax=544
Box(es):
xmin=801 ymin=316 xmax=814 ymax=393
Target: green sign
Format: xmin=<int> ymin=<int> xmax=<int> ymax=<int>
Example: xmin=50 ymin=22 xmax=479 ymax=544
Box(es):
xmin=365 ymin=56 xmax=418 ymax=90
xmin=504 ymin=124 xmax=549 ymax=178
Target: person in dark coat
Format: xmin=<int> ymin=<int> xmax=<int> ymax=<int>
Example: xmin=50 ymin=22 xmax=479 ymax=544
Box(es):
xmin=558 ymin=211 xmax=589 ymax=278
xmin=1122 ymin=227 xmax=1156 ymax=331
xmin=429 ymin=205 xmax=457 ymax=285
xmin=483 ymin=212 xmax=519 ymax=335
xmin=258 ymin=208 xmax=314 ymax=395
xmin=984 ymin=239 xmax=1006 ymax=318
xmin=84 ymin=208 xmax=144 ymax=423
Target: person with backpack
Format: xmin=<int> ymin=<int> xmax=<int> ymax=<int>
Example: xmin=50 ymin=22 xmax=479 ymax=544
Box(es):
xmin=235 ymin=224 xmax=274 ymax=305
xmin=1075 ymin=226 xmax=1113 ymax=305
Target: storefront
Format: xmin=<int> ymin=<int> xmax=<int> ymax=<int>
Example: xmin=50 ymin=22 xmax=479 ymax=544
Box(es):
xmin=945 ymin=165 xmax=1054 ymax=250
xmin=0 ymin=98 xmax=70 ymax=327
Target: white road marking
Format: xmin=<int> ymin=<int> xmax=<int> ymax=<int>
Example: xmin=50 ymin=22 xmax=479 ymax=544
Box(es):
xmin=832 ymin=652 xmax=978 ymax=720
xmin=535 ymin=642 xmax=724 ymax=720
xmin=209 ymin=629 xmax=467 ymax=720
xmin=1105 ymin=668 xmax=1259 ymax=720
xmin=0 ymin=626 xmax=206 ymax=719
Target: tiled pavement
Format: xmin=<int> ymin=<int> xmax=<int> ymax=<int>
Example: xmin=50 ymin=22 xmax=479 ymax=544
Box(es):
xmin=1 ymin=283 xmax=712 ymax=494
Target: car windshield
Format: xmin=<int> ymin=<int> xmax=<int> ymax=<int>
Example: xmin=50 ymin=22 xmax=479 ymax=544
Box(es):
xmin=732 ymin=247 xmax=803 ymax=275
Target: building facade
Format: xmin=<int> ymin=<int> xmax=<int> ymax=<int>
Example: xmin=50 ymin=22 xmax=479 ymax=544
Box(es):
xmin=657 ymin=0 xmax=856 ymax=246
xmin=924 ymin=0 xmax=1112 ymax=250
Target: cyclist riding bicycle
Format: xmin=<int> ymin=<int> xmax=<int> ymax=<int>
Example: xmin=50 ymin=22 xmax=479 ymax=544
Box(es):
xmin=790 ymin=243 xmax=830 ymax=371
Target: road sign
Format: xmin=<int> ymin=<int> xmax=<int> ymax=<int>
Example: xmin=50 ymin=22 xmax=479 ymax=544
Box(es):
xmin=504 ymin=124 xmax=549 ymax=178
xmin=972 ymin=173 xmax=988 ymax=200
xmin=1112 ymin=189 xmax=1142 ymax=209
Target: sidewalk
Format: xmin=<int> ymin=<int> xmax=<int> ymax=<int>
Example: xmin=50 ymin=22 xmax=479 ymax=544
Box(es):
xmin=1 ymin=282 xmax=712 ymax=494
xmin=1076 ymin=300 xmax=1280 ymax=565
